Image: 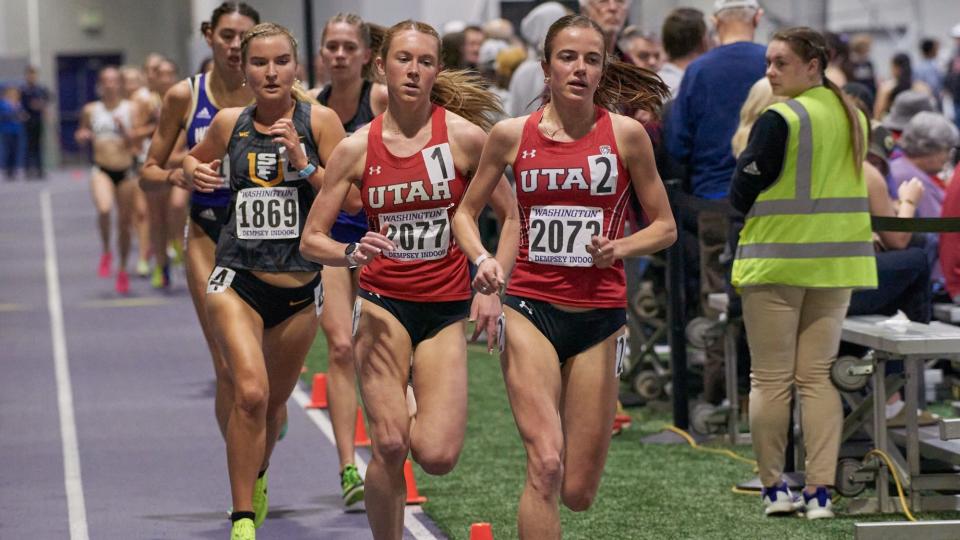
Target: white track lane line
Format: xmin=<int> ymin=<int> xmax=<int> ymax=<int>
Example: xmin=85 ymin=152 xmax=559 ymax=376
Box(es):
xmin=41 ymin=189 xmax=90 ymax=540
xmin=290 ymin=386 xmax=440 ymax=540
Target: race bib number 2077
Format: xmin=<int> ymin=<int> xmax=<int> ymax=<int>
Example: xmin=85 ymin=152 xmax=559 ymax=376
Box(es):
xmin=528 ymin=205 xmax=603 ymax=267
xmin=380 ymin=207 xmax=450 ymax=261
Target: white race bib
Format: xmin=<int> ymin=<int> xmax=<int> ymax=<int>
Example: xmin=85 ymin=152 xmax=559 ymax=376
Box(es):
xmin=422 ymin=143 xmax=455 ymax=184
xmin=207 ymin=266 xmax=236 ymax=294
xmin=235 ymin=187 xmax=299 ymax=240
xmin=380 ymin=207 xmax=450 ymax=261
xmin=527 ymin=205 xmax=603 ymax=267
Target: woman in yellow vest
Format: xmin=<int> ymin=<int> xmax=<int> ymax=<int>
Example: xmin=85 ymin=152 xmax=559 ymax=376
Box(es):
xmin=729 ymin=27 xmax=877 ymax=519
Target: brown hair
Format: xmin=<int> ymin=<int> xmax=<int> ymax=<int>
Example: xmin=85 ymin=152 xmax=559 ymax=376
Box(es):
xmin=201 ymin=2 xmax=260 ymax=36
xmin=379 ymin=20 xmax=503 ymax=131
xmin=541 ymin=15 xmax=668 ymax=115
xmin=321 ymin=13 xmax=386 ymax=82
xmin=241 ymin=22 xmax=318 ymax=105
xmin=772 ymin=26 xmax=865 ymax=175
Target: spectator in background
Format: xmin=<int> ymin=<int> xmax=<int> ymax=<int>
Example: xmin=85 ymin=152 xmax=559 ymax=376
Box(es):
xmin=848 ymin=33 xmax=877 ymax=96
xmin=580 ymin=0 xmax=631 ymax=61
xmin=945 ymin=23 xmax=960 ymax=130
xmin=940 ymin=160 xmax=960 ymax=303
xmin=658 ymin=7 xmax=708 ymax=97
xmin=477 ymin=38 xmax=511 ymax=115
xmin=483 ymin=17 xmax=518 ymax=46
xmin=665 ymin=0 xmax=766 ymax=406
xmin=875 ymin=53 xmax=931 ymax=118
xmin=508 ymin=1 xmax=568 ymax=116
xmin=888 ymin=111 xmax=958 ymax=220
xmin=915 ymin=38 xmax=945 ymax=103
xmin=0 ymin=86 xmax=25 ymax=180
xmin=882 ymin=90 xmax=936 ymax=137
xmin=20 ymin=66 xmax=48 ymax=179
xmin=441 ymin=31 xmax=465 ymax=70
xmin=889 ymin=112 xmax=959 ymax=281
xmin=824 ymin=31 xmax=850 ymax=87
xmin=462 ymin=25 xmax=485 ymax=69
xmin=620 ymin=26 xmax=663 ymax=72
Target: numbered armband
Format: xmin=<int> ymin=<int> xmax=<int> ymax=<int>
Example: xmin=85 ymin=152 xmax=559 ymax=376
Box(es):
xmin=527 ymin=205 xmax=604 ymax=267
xmin=235 ymin=187 xmax=300 ymax=240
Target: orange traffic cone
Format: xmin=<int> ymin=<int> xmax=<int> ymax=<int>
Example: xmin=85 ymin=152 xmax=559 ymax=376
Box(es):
xmin=306 ymin=373 xmax=328 ymax=409
xmin=404 ymin=459 xmax=427 ymax=504
xmin=469 ymin=522 xmax=493 ymax=540
xmin=354 ymin=406 xmax=371 ymax=446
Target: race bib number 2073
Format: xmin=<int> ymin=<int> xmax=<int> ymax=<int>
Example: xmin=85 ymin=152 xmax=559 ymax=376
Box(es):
xmin=528 ymin=205 xmax=603 ymax=267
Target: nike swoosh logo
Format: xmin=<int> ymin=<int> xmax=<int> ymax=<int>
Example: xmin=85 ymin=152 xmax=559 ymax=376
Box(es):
xmin=289 ymin=297 xmax=311 ymax=307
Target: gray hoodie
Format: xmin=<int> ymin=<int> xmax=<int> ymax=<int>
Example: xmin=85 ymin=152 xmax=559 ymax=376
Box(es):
xmin=508 ymin=2 xmax=568 ymax=117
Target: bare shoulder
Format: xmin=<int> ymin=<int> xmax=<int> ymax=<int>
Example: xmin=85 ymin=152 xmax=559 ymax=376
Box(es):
xmin=163 ymin=79 xmax=193 ymax=109
xmin=609 ymin=112 xmax=650 ymax=153
xmin=444 ymin=110 xmax=487 ymax=146
xmin=489 ymin=115 xmax=527 ymax=144
xmin=310 ymin=103 xmax=340 ymax=125
xmin=334 ymin=126 xmax=369 ymax=159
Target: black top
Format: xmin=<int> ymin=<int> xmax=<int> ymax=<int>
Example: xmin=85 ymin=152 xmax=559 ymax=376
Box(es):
xmin=729 ymin=110 xmax=788 ymax=214
xmin=318 ymin=79 xmax=375 ymax=135
xmin=215 ymin=101 xmax=322 ymax=272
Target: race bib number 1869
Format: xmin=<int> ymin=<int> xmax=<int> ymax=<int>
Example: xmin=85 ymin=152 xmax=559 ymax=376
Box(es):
xmin=235 ymin=187 xmax=299 ymax=240
xmin=528 ymin=205 xmax=603 ymax=267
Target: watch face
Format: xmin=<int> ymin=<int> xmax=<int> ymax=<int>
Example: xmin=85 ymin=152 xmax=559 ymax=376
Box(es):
xmin=345 ymin=242 xmax=358 ymax=256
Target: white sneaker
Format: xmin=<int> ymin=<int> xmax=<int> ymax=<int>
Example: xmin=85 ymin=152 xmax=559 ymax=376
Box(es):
xmin=761 ymin=482 xmax=803 ymax=515
xmin=802 ymin=487 xmax=834 ymax=519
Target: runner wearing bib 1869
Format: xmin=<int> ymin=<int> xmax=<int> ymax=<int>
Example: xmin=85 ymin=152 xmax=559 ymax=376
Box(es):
xmin=300 ymin=20 xmax=517 ymax=539
xmin=312 ymin=12 xmax=389 ymax=510
xmin=453 ymin=15 xmax=674 ymax=540
xmin=183 ymin=22 xmax=345 ymax=540
xmin=140 ymin=2 xmax=259 ymax=446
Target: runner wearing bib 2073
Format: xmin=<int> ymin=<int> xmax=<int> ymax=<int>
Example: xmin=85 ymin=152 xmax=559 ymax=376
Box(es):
xmin=506 ymin=106 xmax=631 ymax=360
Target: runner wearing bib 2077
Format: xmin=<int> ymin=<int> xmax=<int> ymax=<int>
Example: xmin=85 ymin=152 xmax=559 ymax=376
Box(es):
xmin=357 ymin=104 xmax=472 ymax=339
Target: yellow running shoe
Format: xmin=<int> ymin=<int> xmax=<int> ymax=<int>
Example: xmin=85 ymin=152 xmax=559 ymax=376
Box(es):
xmin=230 ymin=517 xmax=255 ymax=539
xmin=253 ymin=472 xmax=268 ymax=528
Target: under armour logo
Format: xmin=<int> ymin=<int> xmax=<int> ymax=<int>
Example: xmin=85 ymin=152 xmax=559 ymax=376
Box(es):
xmin=369 ymin=166 xmax=382 ymax=175
xmin=521 ymin=150 xmax=536 ymax=159
xmin=599 ymin=145 xmax=611 ymax=155
xmin=518 ymin=301 xmax=533 ymax=315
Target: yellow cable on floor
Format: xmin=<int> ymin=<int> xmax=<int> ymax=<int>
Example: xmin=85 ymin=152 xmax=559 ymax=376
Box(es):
xmin=665 ymin=425 xmax=758 ymax=468
xmin=864 ymin=449 xmax=917 ymax=522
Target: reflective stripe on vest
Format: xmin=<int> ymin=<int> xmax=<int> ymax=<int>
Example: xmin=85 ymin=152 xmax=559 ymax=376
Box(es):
xmin=732 ymin=87 xmax=876 ymax=289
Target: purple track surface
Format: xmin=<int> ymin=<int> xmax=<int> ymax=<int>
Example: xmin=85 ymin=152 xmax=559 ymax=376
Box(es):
xmin=0 ymin=171 xmax=443 ymax=539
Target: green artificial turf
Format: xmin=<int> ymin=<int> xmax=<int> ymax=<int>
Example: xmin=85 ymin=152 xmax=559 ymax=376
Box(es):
xmin=302 ymin=332 xmax=960 ymax=540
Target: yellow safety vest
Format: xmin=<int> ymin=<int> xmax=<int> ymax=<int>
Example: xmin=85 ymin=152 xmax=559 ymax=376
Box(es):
xmin=732 ymin=86 xmax=878 ymax=289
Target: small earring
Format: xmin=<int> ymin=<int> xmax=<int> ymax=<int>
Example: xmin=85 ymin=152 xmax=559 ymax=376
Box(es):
xmin=241 ymin=79 xmax=246 ymax=86
xmin=543 ymin=77 xmax=550 ymax=83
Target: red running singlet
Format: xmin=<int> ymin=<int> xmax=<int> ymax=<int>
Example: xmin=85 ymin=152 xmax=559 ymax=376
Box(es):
xmin=506 ymin=107 xmax=633 ymax=308
xmin=358 ymin=105 xmax=471 ymax=302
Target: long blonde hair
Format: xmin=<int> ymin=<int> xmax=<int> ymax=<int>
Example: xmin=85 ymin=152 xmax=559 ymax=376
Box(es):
xmin=731 ymin=78 xmax=784 ymax=157
xmin=240 ymin=22 xmax=318 ymax=105
xmin=379 ymin=20 xmax=503 ymax=131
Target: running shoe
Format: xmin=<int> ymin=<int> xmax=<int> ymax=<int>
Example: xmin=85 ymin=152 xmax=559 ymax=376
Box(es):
xmin=761 ymin=482 xmax=802 ymax=516
xmin=151 ymin=264 xmax=170 ymax=289
xmin=115 ymin=270 xmax=130 ymax=295
xmin=98 ymin=252 xmax=112 ymax=278
xmin=340 ymin=464 xmax=365 ymax=509
xmin=802 ymin=487 xmax=834 ymax=519
xmin=252 ymin=472 xmax=268 ymax=528
xmin=170 ymin=240 xmax=184 ymax=266
xmin=136 ymin=258 xmax=150 ymax=278
xmin=230 ymin=517 xmax=255 ymax=540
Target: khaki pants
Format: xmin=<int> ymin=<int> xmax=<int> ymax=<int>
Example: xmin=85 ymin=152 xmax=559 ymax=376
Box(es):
xmin=741 ymin=285 xmax=851 ymax=487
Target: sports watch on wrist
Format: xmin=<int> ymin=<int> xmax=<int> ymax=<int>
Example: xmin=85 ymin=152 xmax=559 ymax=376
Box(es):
xmin=344 ymin=242 xmax=359 ymax=268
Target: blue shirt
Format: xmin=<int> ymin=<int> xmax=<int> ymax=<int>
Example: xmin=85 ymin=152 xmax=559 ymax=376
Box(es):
xmin=0 ymin=99 xmax=23 ymax=135
xmin=666 ymin=41 xmax=767 ymax=199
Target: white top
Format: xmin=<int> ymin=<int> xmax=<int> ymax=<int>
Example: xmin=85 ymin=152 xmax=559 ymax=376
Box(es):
xmin=90 ymin=100 xmax=133 ymax=140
